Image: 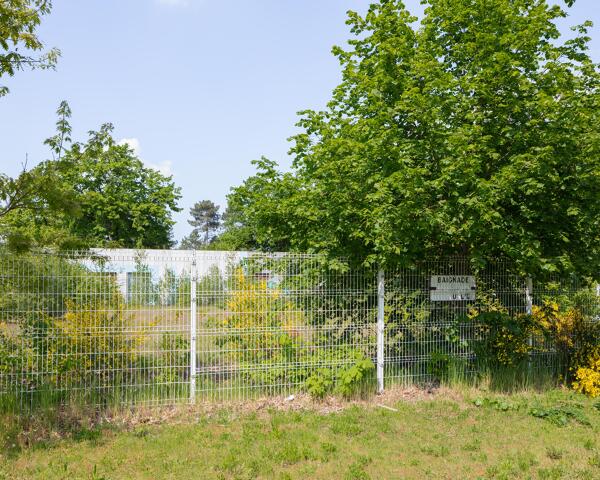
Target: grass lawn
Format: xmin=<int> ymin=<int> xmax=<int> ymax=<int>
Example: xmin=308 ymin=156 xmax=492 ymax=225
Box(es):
xmin=1 ymin=388 xmax=599 ymax=480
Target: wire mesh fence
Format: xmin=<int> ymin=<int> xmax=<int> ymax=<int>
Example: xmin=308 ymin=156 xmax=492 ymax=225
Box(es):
xmin=194 ymin=252 xmax=377 ymax=401
xmin=0 ymin=249 xmax=195 ymax=410
xmin=384 ymin=259 xmax=528 ymax=385
xmin=0 ymin=249 xmax=598 ymax=412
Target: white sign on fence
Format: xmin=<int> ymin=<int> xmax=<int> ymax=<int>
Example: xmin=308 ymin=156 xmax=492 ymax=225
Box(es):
xmin=430 ymin=275 xmax=476 ymax=301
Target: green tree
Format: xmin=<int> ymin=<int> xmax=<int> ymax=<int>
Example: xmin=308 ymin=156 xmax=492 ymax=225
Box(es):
xmin=219 ymin=157 xmax=296 ymax=252
xmin=226 ymin=0 xmax=600 ymax=276
xmin=180 ymin=200 xmax=221 ymax=248
xmin=55 ymin=125 xmax=181 ymax=248
xmin=0 ymin=162 xmax=78 ymax=251
xmin=1 ymin=102 xmax=82 ymax=251
xmin=0 ymin=0 xmax=60 ymax=97
xmin=3 ymin=102 xmax=182 ymax=250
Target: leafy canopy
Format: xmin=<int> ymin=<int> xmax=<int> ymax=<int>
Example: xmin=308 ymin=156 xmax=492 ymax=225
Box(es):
xmin=1 ymin=103 xmax=76 ymax=250
xmin=0 ymin=0 xmax=60 ymax=97
xmin=226 ymin=0 xmax=600 ymax=276
xmin=0 ymin=160 xmax=77 ymax=251
xmin=54 ymin=128 xmax=182 ymax=249
xmin=219 ymin=157 xmax=297 ymax=252
xmin=2 ymin=102 xmax=182 ymax=250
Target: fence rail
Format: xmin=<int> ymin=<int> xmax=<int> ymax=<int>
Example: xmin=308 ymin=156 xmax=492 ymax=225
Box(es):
xmin=0 ymin=249 xmax=598 ymax=411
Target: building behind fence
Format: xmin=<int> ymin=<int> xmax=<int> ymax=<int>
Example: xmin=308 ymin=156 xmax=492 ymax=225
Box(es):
xmin=0 ymin=249 xmax=598 ymax=411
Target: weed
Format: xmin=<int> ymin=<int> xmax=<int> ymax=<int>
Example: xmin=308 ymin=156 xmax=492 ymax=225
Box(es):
xmin=330 ymin=409 xmax=364 ymax=437
xmin=133 ymin=427 xmax=150 ymax=438
xmin=545 ymin=446 xmax=563 ymax=460
xmin=462 ymin=438 xmax=481 ymax=452
xmin=90 ymin=465 xmax=109 ymax=480
xmin=247 ymin=459 xmax=263 ymax=478
xmin=538 ymin=465 xmax=566 ymax=479
xmin=529 ymin=403 xmax=590 ymax=427
xmin=420 ymin=444 xmax=450 ymax=457
xmin=305 ymin=369 xmax=334 ymax=400
xmin=486 ymin=452 xmax=538 ymax=479
xmin=219 ymin=449 xmax=241 ymax=473
xmin=320 ymin=442 xmax=337 ymax=461
xmin=72 ymin=427 xmax=102 ymax=443
xmin=274 ymin=441 xmax=317 ymax=465
xmin=345 ymin=456 xmax=372 ymax=480
xmin=334 ymin=357 xmax=376 ymax=399
xmin=473 ymin=397 xmax=518 ymax=411
xmin=583 ymin=438 xmax=595 ymax=451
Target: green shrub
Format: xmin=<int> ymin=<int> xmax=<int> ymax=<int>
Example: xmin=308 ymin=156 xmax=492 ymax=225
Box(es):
xmin=427 ymin=352 xmax=451 ymax=382
xmin=197 ymin=265 xmax=225 ymax=307
xmin=305 ymin=369 xmax=334 ymax=399
xmin=334 ymin=357 xmax=375 ymax=399
xmin=0 ymin=252 xmax=120 ymax=321
xmin=41 ymin=299 xmax=146 ymax=395
xmin=0 ymin=328 xmax=35 ymax=411
xmin=529 ymin=404 xmax=590 ymax=427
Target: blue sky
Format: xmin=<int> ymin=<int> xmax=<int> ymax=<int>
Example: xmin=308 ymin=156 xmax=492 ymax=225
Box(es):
xmin=1 ymin=0 xmax=598 ymax=242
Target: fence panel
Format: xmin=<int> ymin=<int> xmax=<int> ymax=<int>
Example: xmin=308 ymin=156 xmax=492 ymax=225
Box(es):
xmin=385 ymin=259 xmax=528 ymax=386
xmin=0 ymin=249 xmax=194 ymax=410
xmin=193 ymin=252 xmax=378 ymax=400
xmin=1 ymin=249 xmax=598 ymax=412
xmin=383 ymin=260 xmax=599 ymax=387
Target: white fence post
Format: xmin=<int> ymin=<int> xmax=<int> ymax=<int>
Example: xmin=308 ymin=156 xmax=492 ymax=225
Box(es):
xmin=525 ymin=276 xmax=533 ymax=373
xmin=377 ymin=268 xmax=385 ymax=393
xmin=190 ymin=252 xmax=197 ymax=404
xmin=525 ymin=277 xmax=533 ymax=315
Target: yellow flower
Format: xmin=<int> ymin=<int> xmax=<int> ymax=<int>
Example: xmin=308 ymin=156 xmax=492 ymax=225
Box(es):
xmin=573 ymin=354 xmax=600 ymax=398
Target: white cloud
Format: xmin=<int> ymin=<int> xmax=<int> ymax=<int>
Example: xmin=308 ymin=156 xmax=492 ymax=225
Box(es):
xmin=118 ymin=138 xmax=173 ymax=177
xmin=117 ymin=137 xmax=141 ymax=157
xmin=148 ymin=160 xmax=173 ymax=177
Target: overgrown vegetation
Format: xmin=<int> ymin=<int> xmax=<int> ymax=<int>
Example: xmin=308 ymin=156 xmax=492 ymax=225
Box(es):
xmin=1 ymin=250 xmax=598 ymax=417
xmin=220 ymin=0 xmax=600 ymax=279
xmin=1 ymin=387 xmax=600 ymax=479
xmin=0 ymin=251 xmax=191 ymax=412
xmin=214 ymin=268 xmax=375 ymax=398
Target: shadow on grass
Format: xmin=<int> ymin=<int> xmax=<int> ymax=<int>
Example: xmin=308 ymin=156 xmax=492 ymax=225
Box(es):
xmin=0 ymin=403 xmax=109 ymax=459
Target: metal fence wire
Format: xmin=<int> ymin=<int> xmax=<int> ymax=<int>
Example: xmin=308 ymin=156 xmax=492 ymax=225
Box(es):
xmin=0 ymin=249 xmax=598 ymax=411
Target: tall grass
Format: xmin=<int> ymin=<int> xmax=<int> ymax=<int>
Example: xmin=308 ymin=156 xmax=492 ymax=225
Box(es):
xmin=384 ymin=353 xmax=564 ymax=394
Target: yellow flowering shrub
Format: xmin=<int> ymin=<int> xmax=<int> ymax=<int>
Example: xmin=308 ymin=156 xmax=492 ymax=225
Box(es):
xmin=467 ymin=291 xmax=509 ymax=319
xmin=225 ymin=270 xmax=304 ymax=332
xmin=221 ymin=269 xmax=376 ymax=395
xmin=471 ymin=311 xmax=536 ymax=367
xmin=533 ymin=300 xmax=598 ymax=372
xmin=531 ymin=299 xmax=600 ymax=394
xmin=573 ymin=353 xmax=600 ymax=398
xmin=47 ymin=299 xmax=147 ymax=388
xmin=221 ymin=269 xmax=306 ymax=368
xmin=532 ymin=301 xmax=577 ymax=353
